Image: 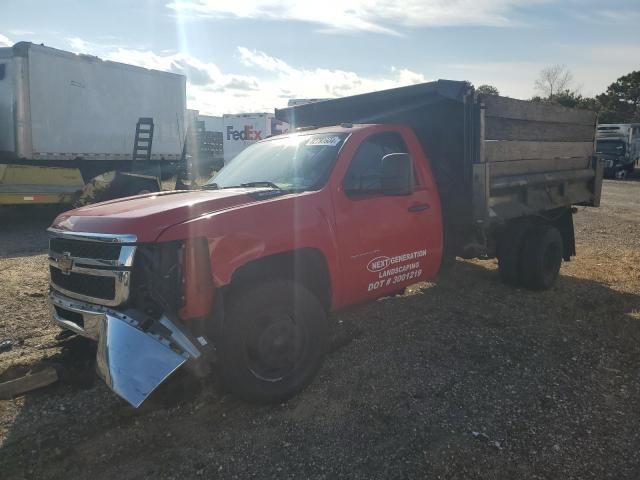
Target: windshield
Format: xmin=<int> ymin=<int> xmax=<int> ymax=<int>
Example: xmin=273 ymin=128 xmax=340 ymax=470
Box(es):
xmin=206 ymin=133 xmax=347 ymax=191
xmin=596 ymin=140 xmax=625 ymax=155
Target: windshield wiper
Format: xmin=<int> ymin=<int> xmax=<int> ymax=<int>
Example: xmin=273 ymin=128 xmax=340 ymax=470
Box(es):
xmin=239 ymin=181 xmax=282 ymax=190
xmin=201 ymin=183 xmax=219 ymax=190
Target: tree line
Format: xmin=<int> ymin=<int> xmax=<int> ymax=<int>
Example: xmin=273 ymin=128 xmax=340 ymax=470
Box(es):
xmin=476 ymin=67 xmax=640 ymax=123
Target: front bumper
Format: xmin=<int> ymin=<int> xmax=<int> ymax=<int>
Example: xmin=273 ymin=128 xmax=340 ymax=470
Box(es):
xmin=50 ymin=292 xmax=202 ymax=407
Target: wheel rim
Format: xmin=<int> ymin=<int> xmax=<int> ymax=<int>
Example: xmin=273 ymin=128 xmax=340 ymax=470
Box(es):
xmin=245 ymin=311 xmax=306 ymax=382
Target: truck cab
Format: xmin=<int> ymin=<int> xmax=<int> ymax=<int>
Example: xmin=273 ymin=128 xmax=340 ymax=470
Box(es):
xmin=596 ymin=123 xmax=640 ymax=179
xmin=48 ymin=124 xmax=443 ymax=406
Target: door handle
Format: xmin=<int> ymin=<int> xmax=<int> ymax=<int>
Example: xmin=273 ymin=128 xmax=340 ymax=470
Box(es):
xmin=408 ymin=203 xmax=430 ymax=212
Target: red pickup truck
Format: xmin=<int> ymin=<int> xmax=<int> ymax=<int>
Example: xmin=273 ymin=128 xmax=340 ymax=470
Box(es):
xmin=48 ymin=81 xmax=603 ymax=407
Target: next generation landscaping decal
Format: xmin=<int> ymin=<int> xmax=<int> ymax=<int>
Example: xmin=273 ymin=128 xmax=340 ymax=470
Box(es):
xmin=366 ymin=249 xmax=427 ymax=291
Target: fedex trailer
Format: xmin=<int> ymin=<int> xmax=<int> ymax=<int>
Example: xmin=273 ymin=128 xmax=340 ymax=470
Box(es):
xmin=222 ymin=113 xmax=288 ymax=165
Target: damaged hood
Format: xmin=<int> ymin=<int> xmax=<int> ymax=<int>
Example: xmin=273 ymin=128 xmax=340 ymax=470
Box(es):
xmin=51 ymin=188 xmax=274 ymax=242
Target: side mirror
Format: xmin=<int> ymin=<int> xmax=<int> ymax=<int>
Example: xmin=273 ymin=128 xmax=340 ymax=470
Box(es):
xmin=381 ymin=153 xmax=413 ymax=196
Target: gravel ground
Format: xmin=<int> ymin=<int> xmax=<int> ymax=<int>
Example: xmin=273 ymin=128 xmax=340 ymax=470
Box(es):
xmin=0 ymin=180 xmax=639 ymax=479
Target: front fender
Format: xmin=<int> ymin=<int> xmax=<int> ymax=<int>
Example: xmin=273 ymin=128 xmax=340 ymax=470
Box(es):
xmin=155 ymin=192 xmax=343 ymax=306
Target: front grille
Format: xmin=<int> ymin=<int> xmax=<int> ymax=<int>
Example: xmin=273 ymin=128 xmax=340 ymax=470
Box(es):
xmin=50 ymin=238 xmax=121 ymax=260
xmin=50 ymin=267 xmax=116 ymax=300
xmin=48 ymin=231 xmax=136 ymax=306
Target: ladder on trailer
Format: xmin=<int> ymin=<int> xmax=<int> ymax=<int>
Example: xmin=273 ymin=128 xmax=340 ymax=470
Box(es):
xmin=131 ymin=118 xmax=154 ymax=174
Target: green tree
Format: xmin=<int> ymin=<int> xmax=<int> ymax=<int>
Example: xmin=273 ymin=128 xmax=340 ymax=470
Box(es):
xmin=476 ymin=84 xmax=500 ymax=96
xmin=596 ymin=71 xmax=640 ymax=123
xmin=553 ymin=89 xmax=598 ymax=110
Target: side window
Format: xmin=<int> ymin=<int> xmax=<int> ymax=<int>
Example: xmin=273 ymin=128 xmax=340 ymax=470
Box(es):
xmin=343 ymin=132 xmax=408 ymax=196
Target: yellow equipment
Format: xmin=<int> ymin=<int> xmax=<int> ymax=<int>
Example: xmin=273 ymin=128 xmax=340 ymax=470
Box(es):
xmin=0 ymin=164 xmax=85 ymax=205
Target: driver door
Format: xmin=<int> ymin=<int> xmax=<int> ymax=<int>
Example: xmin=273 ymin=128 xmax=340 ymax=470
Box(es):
xmin=332 ymin=130 xmax=441 ymax=305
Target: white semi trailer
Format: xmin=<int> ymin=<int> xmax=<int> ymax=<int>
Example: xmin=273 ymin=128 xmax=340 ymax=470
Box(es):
xmin=0 ymin=42 xmax=186 ymax=204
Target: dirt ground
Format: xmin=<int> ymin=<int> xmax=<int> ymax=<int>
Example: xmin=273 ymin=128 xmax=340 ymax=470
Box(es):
xmin=0 ymin=180 xmax=639 ymax=479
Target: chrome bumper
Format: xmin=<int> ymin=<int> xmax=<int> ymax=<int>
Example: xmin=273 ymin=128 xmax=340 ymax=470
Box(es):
xmin=50 ymin=292 xmax=202 ymax=407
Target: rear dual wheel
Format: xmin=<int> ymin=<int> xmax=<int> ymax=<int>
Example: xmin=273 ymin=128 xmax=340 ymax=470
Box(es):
xmin=498 ymin=222 xmax=563 ymax=290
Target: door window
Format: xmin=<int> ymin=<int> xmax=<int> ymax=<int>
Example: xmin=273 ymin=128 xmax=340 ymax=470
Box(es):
xmin=343 ymin=132 xmax=408 ymax=196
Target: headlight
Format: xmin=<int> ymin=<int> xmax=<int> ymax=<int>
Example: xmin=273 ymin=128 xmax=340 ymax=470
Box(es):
xmin=607 ymin=159 xmax=614 ymax=167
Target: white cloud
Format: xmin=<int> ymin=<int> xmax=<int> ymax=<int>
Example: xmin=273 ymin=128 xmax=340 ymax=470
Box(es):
xmin=9 ymin=29 xmax=35 ymax=36
xmin=0 ymin=34 xmax=12 ymax=47
xmin=104 ymin=46 xmax=429 ymax=115
xmin=14 ymin=32 xmax=635 ymax=112
xmin=238 ymin=47 xmax=294 ymax=74
xmin=167 ymin=0 xmax=546 ymax=34
xmin=438 ymin=42 xmax=640 ymax=99
xmin=106 ymin=48 xmax=260 ymax=89
xmin=234 ymin=47 xmax=429 ymax=105
xmin=573 ymin=43 xmax=640 ymax=96
xmin=437 ymin=61 xmax=543 ymax=99
xmin=68 ymin=37 xmax=91 ymax=53
xmin=574 ymin=9 xmax=640 ymax=25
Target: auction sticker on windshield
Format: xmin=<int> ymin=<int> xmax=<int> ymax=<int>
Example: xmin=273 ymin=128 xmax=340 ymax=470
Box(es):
xmin=306 ymin=135 xmax=343 ymax=146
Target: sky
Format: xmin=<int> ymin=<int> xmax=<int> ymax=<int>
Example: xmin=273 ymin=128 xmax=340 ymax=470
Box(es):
xmin=1 ymin=0 xmax=639 ymax=115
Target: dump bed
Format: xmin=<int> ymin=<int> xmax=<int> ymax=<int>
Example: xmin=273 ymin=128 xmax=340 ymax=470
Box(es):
xmin=275 ymin=80 xmax=602 ymax=228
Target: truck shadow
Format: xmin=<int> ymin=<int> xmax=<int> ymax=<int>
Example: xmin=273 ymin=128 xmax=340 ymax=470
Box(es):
xmin=1 ymin=260 xmax=639 ymax=478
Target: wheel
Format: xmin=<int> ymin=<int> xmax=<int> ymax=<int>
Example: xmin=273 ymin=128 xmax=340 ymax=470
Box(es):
xmin=497 ymin=220 xmax=531 ymax=286
xmin=520 ymin=225 xmax=563 ymax=290
xmin=616 ymin=169 xmax=627 ymax=180
xmin=218 ymin=280 xmax=328 ymax=403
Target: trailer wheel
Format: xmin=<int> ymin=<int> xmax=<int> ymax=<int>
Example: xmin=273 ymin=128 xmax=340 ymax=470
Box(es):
xmin=521 ymin=225 xmax=563 ymax=290
xmin=218 ymin=279 xmax=328 ymax=403
xmin=497 ymin=220 xmax=531 ymax=286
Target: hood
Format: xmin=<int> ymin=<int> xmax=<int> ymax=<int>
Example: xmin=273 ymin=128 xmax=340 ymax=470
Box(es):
xmin=51 ymin=188 xmax=273 ymax=242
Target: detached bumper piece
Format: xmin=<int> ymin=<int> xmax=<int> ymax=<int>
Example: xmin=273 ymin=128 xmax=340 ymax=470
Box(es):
xmin=51 ymin=293 xmax=201 ymax=407
xmin=96 ymin=316 xmax=186 ymax=408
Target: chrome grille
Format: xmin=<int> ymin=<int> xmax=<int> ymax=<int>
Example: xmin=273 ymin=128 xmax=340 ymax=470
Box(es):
xmin=48 ymin=229 xmax=137 ymax=307
xmin=50 ymin=267 xmax=116 ymax=300
xmin=49 ymin=237 xmax=121 ymax=260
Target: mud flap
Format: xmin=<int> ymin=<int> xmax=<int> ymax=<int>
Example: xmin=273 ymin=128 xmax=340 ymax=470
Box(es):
xmin=95 ymin=315 xmax=187 ymax=408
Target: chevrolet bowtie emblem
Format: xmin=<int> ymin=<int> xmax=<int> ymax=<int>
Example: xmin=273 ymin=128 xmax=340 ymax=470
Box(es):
xmin=58 ymin=251 xmax=74 ymax=275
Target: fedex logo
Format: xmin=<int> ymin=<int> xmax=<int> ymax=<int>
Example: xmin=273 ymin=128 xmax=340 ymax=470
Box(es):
xmin=226 ymin=125 xmax=262 ymax=141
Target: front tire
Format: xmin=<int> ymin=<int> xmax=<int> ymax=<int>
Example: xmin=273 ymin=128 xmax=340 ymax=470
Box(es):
xmin=218 ymin=280 xmax=328 ymax=403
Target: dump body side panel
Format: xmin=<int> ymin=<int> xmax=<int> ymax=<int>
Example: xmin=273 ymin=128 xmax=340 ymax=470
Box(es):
xmin=480 ymin=95 xmax=600 ymax=221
